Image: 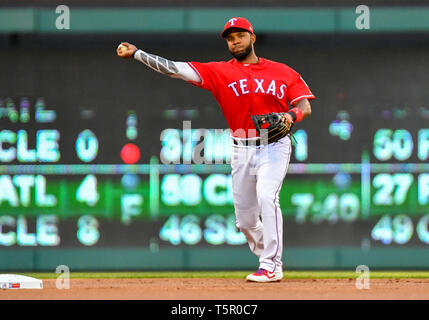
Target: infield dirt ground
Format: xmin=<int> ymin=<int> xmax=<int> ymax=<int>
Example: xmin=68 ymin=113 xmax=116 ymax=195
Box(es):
xmin=1 ymin=278 xmax=429 ymax=300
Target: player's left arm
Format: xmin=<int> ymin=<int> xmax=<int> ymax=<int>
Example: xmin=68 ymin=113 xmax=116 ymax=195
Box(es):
xmin=292 ymin=98 xmax=312 ymax=119
xmin=283 ymin=69 xmax=315 ymax=124
xmin=282 ymin=98 xmax=311 ymax=124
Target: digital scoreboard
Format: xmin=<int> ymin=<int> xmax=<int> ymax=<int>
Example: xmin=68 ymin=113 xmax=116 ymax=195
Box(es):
xmin=1 ymin=96 xmax=428 ymax=251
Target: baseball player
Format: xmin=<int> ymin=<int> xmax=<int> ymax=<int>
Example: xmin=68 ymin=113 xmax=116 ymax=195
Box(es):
xmin=117 ymin=17 xmax=315 ymax=282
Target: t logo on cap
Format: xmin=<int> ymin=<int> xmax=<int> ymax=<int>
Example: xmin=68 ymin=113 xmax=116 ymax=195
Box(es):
xmin=229 ymin=18 xmax=238 ymax=26
xmin=221 ymin=17 xmax=255 ymax=38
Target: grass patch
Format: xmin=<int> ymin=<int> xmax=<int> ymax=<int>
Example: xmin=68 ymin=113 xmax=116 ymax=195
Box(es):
xmin=18 ymin=270 xmax=429 ymax=280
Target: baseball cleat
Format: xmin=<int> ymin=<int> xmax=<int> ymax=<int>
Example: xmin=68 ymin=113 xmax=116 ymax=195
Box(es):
xmin=246 ymin=268 xmax=283 ymax=282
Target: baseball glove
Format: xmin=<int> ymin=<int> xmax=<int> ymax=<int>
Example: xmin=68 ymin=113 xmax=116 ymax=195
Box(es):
xmin=251 ymin=112 xmax=294 ymax=144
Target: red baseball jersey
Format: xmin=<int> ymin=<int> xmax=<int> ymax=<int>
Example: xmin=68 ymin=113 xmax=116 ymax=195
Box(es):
xmin=187 ymin=57 xmax=315 ymax=138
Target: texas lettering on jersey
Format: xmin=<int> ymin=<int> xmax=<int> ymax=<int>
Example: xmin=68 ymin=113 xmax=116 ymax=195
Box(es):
xmin=227 ymin=78 xmax=287 ymax=99
xmin=187 ymin=57 xmax=315 ymax=137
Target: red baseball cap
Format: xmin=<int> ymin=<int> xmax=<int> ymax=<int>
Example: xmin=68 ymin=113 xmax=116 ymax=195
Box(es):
xmin=221 ymin=17 xmax=254 ymax=38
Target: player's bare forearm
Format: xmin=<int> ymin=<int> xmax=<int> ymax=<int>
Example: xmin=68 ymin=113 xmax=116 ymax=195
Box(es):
xmin=292 ymin=98 xmax=311 ymax=120
xmin=116 ymin=42 xmax=200 ymax=82
xmin=282 ymin=98 xmax=311 ymax=124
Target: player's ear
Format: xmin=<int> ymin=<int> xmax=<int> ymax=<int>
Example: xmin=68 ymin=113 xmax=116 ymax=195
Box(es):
xmin=251 ymin=33 xmax=256 ymax=44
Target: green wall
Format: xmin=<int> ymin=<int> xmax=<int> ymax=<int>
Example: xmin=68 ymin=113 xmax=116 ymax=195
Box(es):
xmin=1 ymin=7 xmax=429 ymax=34
xmin=1 ymin=247 xmax=428 ymax=271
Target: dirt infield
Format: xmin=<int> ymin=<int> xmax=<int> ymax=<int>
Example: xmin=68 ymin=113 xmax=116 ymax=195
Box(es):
xmin=1 ymin=278 xmax=429 ymax=300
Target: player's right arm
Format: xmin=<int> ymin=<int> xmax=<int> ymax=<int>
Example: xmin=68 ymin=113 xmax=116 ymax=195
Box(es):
xmin=116 ymin=42 xmax=201 ymax=83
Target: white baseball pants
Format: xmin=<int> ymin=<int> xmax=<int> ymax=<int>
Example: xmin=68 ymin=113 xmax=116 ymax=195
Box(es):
xmin=231 ymin=135 xmax=292 ymax=273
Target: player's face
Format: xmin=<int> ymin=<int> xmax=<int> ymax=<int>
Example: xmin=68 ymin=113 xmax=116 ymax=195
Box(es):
xmin=225 ymin=30 xmax=255 ymax=61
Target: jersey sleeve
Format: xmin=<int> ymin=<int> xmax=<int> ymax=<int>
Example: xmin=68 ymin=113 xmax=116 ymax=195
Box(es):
xmin=186 ymin=61 xmax=219 ymax=92
xmin=286 ymin=68 xmax=316 ymax=105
